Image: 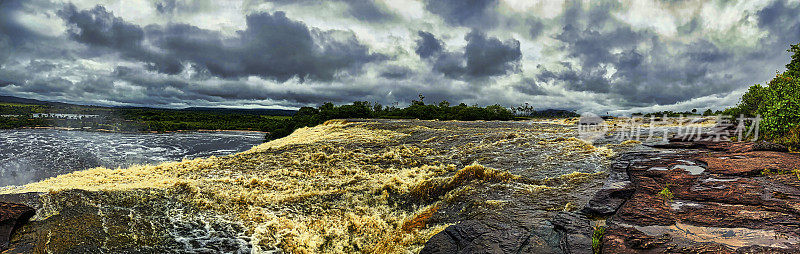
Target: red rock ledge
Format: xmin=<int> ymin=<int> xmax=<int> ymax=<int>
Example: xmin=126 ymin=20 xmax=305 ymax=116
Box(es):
xmin=593 ymin=141 xmax=800 ymax=253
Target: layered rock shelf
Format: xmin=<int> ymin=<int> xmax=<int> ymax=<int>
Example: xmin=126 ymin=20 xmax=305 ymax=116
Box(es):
xmin=591 ymin=141 xmax=800 ymax=253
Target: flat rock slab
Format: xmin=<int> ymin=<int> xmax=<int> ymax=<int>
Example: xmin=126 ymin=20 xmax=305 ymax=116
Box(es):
xmin=600 ymin=142 xmax=800 ymax=253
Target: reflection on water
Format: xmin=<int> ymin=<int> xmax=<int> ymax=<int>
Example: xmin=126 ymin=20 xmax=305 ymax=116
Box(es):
xmin=0 ymin=129 xmax=264 ymax=187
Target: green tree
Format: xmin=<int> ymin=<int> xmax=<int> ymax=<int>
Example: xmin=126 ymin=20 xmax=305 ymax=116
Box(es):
xmin=787 ymin=44 xmax=800 ymax=78
xmin=759 ymin=74 xmax=800 ymax=147
xmin=725 ymin=43 xmax=800 ymax=149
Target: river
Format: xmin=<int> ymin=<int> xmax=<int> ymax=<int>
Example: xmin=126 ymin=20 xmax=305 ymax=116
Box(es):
xmin=0 ymin=129 xmax=265 ymax=187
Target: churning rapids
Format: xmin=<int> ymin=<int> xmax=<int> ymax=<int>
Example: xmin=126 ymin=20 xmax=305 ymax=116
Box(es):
xmin=0 ymin=129 xmax=265 ymax=187
xmin=0 ymin=119 xmax=715 ymax=253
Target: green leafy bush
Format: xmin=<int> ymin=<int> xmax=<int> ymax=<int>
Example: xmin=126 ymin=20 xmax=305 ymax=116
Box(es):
xmin=759 ymin=75 xmax=800 ymax=147
xmin=726 ymin=43 xmax=800 ymax=149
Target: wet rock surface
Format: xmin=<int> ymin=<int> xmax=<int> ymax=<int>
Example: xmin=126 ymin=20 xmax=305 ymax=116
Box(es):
xmin=420 ymin=211 xmax=595 ymax=254
xmin=0 ymin=202 xmax=34 ymax=251
xmin=0 ymin=120 xmax=629 ymax=253
xmin=595 ymin=141 xmax=800 ymax=253
xmin=0 ymin=189 xmax=252 ymax=254
xmin=6 ymin=119 xmax=761 ymax=253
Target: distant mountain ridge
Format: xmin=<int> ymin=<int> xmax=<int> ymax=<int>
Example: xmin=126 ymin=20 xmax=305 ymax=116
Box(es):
xmin=180 ymin=107 xmax=295 ymax=116
xmin=527 ymin=109 xmax=580 ymax=118
xmin=0 ymin=95 xmax=296 ymax=115
xmin=0 ymin=95 xmax=70 ymax=106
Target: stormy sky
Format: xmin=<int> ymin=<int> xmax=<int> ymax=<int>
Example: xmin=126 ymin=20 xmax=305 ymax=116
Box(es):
xmin=0 ymin=0 xmax=798 ymax=114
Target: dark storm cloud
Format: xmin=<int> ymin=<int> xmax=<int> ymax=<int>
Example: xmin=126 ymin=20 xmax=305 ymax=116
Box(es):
xmin=756 ymin=0 xmax=800 ymax=54
xmin=59 ymin=6 xmax=383 ymax=81
xmin=535 ymin=2 xmax=745 ymax=106
xmin=24 ymin=78 xmax=72 ymax=95
xmin=342 ymin=0 xmax=394 ymax=22
xmin=109 ymin=66 xmax=204 ymax=104
xmin=0 ymin=0 xmax=69 ymax=72
xmin=511 ymin=76 xmax=547 ymax=96
xmin=106 ymin=65 xmax=384 ymax=106
xmin=380 ymin=65 xmax=412 ymax=79
xmin=537 ymin=62 xmax=611 ymax=93
xmin=415 ymin=31 xmax=443 ymax=58
xmin=416 ymin=30 xmax=520 ymax=78
xmin=59 ymin=5 xmax=144 ymax=49
xmin=25 ymin=60 xmax=58 ymax=73
xmin=464 ymin=30 xmax=521 ymax=76
xmin=0 ymin=35 xmax=10 ymax=66
xmin=424 ymin=0 xmax=498 ymax=28
xmin=555 ymin=23 xmax=644 ymax=69
xmin=263 ymin=0 xmax=394 ymax=22
xmin=0 ymin=0 xmax=51 ymax=46
xmin=433 ymin=52 xmax=466 ymax=78
xmin=59 ymin=4 xmax=182 ymax=74
xmin=155 ymin=0 xmax=178 ymax=14
xmin=685 ymin=40 xmax=731 ymax=63
xmin=757 ymin=0 xmax=796 ymax=30
xmin=0 ymin=0 xmax=78 ymax=89
xmin=677 ymin=16 xmax=701 ymax=35
xmin=3 ymin=0 xmax=799 ymax=111
xmin=527 ymin=19 xmax=545 ymax=39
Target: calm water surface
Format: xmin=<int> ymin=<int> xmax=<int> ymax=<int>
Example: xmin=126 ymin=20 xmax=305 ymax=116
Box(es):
xmin=0 ymin=129 xmax=265 ymax=187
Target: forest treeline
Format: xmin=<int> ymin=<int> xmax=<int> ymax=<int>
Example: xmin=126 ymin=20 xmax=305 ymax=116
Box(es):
xmin=0 ymin=103 xmax=290 ymax=132
xmin=0 ymin=95 xmax=523 ymax=139
xmin=265 ymin=97 xmax=516 ymax=140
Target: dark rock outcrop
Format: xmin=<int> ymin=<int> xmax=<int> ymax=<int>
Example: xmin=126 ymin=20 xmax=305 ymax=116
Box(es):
xmin=581 ymin=154 xmax=638 ymax=217
xmin=0 ymin=202 xmax=34 ymax=251
xmin=420 ymin=212 xmax=595 ymax=254
xmin=420 ymin=220 xmax=542 ymax=254
xmin=551 ymin=212 xmax=593 ymax=254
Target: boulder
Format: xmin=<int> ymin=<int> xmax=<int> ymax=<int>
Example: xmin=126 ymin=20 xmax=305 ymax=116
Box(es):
xmin=419 ymin=220 xmax=534 ymax=254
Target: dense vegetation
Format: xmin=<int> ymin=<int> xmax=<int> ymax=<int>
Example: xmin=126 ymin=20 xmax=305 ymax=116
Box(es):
xmin=631 ymin=109 xmax=722 ymax=117
xmin=1 ymin=95 xmax=517 ymax=140
xmin=0 ymin=102 xmax=290 ymax=132
xmin=0 ymin=115 xmax=48 ymax=129
xmin=265 ymin=97 xmax=515 ymax=140
xmin=118 ymin=108 xmax=289 ymax=132
xmin=725 ymin=43 xmax=800 ymax=149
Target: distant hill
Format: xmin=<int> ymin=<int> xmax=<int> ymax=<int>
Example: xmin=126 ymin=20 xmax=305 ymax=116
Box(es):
xmin=181 ymin=107 xmax=295 ymax=116
xmin=528 ymin=109 xmax=580 ymax=118
xmin=0 ymin=95 xmax=70 ymax=106
xmin=0 ymin=95 xmax=296 ymax=116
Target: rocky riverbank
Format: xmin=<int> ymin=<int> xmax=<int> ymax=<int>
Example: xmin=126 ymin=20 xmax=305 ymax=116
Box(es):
xmin=0 ymin=119 xmax=626 ymax=253
xmin=419 ymin=137 xmax=800 ymax=253
xmin=1 ymin=119 xmax=795 ymax=253
xmin=590 ymin=141 xmax=800 ymax=253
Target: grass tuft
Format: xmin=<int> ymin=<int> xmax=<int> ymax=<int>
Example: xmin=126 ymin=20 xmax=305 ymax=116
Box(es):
xmin=658 ymin=185 xmax=674 ymax=203
xmin=592 ymin=225 xmax=606 ymax=254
